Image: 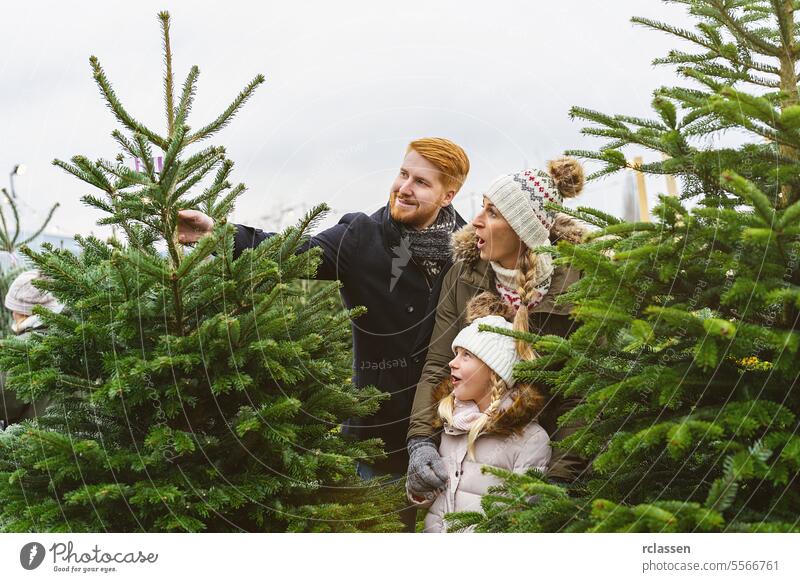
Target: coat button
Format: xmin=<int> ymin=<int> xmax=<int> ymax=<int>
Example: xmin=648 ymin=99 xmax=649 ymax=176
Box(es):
xmin=413 ymin=356 xmax=420 ymax=364
xmin=406 ymin=305 xmax=414 ymax=313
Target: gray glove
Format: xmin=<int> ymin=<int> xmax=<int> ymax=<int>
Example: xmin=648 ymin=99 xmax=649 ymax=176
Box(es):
xmin=406 ymin=436 xmax=448 ymax=497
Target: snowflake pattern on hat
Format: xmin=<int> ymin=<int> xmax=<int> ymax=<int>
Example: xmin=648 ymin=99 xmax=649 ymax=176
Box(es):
xmin=511 ymin=169 xmax=562 ymax=231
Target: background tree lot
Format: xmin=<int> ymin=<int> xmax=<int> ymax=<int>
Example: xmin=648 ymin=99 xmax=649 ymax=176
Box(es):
xmin=0 ymin=12 xmax=403 ymax=533
xmin=447 ymin=0 xmax=800 ymax=533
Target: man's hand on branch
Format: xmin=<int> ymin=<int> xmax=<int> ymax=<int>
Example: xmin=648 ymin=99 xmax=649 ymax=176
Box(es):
xmin=177 ymin=209 xmax=215 ymax=244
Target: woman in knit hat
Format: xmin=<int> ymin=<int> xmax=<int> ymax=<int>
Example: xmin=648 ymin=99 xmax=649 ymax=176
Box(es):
xmin=4 ymin=269 xmax=64 ymax=333
xmin=0 ymin=269 xmax=62 ymax=427
xmin=406 ymin=297 xmax=550 ymax=533
xmin=406 ymin=157 xmax=588 ymax=502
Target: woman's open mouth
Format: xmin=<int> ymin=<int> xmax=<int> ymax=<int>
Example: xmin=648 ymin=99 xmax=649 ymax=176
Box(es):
xmin=476 ymin=236 xmax=486 ymax=250
xmin=451 ymin=374 xmax=461 ymax=386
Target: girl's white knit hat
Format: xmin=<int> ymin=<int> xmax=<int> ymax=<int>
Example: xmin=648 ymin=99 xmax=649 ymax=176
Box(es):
xmin=451 ymin=315 xmax=520 ymax=387
xmin=484 ymin=168 xmax=562 ymax=250
xmin=4 ymin=269 xmax=63 ymax=316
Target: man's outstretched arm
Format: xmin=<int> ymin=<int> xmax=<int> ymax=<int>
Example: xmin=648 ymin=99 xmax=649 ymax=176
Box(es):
xmin=177 ymin=209 xmax=360 ymax=281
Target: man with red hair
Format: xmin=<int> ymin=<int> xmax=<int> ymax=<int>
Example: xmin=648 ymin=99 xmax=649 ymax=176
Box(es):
xmin=178 ymin=138 xmax=469 ymax=531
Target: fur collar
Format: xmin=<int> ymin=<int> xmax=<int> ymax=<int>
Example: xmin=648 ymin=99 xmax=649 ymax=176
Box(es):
xmin=450 ymin=212 xmax=588 ymax=266
xmin=430 ymin=376 xmax=546 ymax=437
xmin=449 ymin=213 xmax=588 ymax=312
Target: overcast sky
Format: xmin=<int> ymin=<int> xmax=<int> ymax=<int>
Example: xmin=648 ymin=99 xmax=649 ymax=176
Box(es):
xmin=0 ymin=0 xmax=697 ymax=238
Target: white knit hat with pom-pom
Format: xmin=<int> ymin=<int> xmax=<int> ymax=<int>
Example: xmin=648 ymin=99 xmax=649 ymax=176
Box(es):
xmin=484 ymin=168 xmax=562 ymax=250
xmin=484 ymin=159 xmax=584 ymax=251
xmin=451 ymin=315 xmax=520 ymax=388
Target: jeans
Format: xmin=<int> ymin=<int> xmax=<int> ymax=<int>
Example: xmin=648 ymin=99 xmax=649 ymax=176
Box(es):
xmin=356 ymin=462 xmax=418 ymax=533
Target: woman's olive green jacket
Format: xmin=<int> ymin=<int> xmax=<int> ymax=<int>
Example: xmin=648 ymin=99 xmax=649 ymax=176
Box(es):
xmin=407 ymin=214 xmax=589 ymax=482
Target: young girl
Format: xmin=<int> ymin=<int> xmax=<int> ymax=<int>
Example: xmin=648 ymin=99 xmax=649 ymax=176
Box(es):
xmin=406 ymin=298 xmax=550 ymax=533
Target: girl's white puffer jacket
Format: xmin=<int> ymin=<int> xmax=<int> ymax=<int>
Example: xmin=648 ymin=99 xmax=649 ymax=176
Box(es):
xmin=407 ymin=379 xmax=551 ymax=533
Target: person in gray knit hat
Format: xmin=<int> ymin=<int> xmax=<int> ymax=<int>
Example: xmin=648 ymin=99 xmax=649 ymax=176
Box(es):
xmin=0 ymin=269 xmax=62 ymax=428
xmin=4 ymin=269 xmax=64 ymax=332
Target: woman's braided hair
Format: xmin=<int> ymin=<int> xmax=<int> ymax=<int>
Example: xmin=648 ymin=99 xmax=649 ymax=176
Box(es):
xmin=509 ymin=156 xmax=584 ymax=359
xmin=511 ymin=249 xmax=539 ymax=360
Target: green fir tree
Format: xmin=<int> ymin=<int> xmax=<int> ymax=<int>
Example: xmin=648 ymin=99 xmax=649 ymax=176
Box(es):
xmin=449 ymin=0 xmax=800 ymax=533
xmin=0 ymin=12 xmax=402 ymax=533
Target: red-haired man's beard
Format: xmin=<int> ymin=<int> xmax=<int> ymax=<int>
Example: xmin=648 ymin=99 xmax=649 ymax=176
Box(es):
xmin=389 ymin=191 xmax=442 ymax=230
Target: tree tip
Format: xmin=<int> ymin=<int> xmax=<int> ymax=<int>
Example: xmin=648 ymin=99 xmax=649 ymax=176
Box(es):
xmin=158 ymin=11 xmax=170 ymax=22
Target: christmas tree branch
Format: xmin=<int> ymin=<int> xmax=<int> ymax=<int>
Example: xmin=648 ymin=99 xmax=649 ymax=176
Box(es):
xmin=158 ymin=11 xmax=176 ymax=136
xmin=89 ymin=56 xmax=168 ymax=150
xmin=174 ymin=66 xmax=199 ymax=129
xmin=705 ymin=0 xmax=781 ymax=56
xmin=19 ymin=202 xmax=60 ymax=247
xmin=186 ymin=74 xmax=265 ymax=144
